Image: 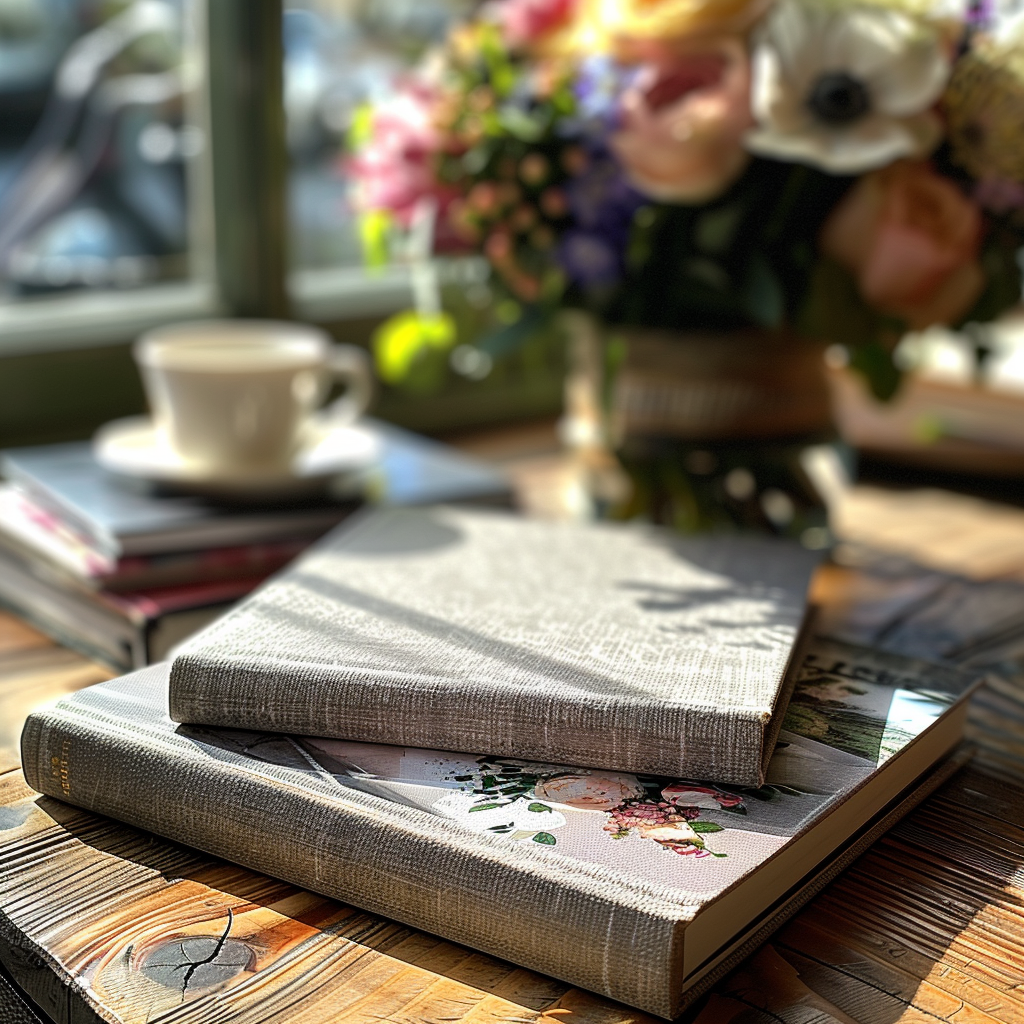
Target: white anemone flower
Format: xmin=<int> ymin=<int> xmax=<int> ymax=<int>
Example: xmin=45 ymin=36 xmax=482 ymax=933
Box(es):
xmin=745 ymin=0 xmax=952 ymax=173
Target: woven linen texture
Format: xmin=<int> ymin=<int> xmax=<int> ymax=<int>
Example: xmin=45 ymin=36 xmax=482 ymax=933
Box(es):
xmin=170 ymin=507 xmax=819 ymax=785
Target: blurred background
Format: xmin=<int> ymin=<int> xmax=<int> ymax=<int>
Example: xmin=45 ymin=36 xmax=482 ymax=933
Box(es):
xmin=0 ymin=0 xmax=567 ymax=450
xmin=2 ymin=0 xmax=1024 ymax=501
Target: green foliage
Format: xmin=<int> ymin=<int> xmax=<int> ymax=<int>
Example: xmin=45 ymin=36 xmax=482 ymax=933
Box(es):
xmin=532 ymin=832 xmax=557 ymax=845
xmin=742 ymin=254 xmax=786 ymax=329
xmin=609 ymin=159 xmax=854 ymax=335
xmin=689 ymin=821 xmax=725 ymax=834
xmin=798 ymin=258 xmax=902 ymax=401
xmin=358 ymin=210 xmax=392 ymax=270
xmin=966 ymin=225 xmax=1024 ymax=325
xmin=372 ymin=311 xmax=457 ymax=388
xmin=849 ymin=341 xmax=902 ymax=402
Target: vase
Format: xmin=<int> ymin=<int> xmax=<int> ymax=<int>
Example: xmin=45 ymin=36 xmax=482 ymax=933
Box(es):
xmin=559 ymin=314 xmax=836 ymax=542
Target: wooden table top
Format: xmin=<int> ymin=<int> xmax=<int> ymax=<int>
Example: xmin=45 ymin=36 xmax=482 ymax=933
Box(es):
xmin=2 ymin=463 xmax=1024 ymax=1024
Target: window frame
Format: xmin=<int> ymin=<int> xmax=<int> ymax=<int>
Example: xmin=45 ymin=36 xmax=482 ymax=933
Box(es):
xmin=0 ymin=0 xmax=565 ymax=447
xmin=0 ymin=0 xmax=422 ymax=358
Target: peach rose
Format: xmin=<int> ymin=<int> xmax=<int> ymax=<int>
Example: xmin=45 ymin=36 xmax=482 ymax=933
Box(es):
xmin=821 ymin=160 xmax=985 ymax=331
xmin=610 ymin=35 xmax=754 ymax=202
xmin=534 ymin=771 xmax=644 ymax=809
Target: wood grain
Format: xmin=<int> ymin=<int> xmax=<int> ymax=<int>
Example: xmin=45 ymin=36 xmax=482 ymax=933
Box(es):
xmin=0 ymin=766 xmax=654 ymax=1024
xmin=0 ymin=636 xmax=111 ymax=775
xmin=2 ymin=462 xmax=1024 ymax=1023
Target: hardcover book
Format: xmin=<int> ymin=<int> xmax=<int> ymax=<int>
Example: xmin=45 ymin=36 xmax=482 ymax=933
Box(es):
xmin=0 ymin=419 xmax=510 ymax=560
xmin=0 ymin=542 xmax=262 ymax=671
xmin=21 ymin=639 xmax=977 ymax=1018
xmin=170 ymin=506 xmax=820 ymax=785
xmin=0 ymin=484 xmax=309 ymax=591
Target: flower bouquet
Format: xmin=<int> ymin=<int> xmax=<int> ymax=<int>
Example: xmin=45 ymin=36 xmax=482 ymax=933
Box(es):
xmin=349 ymin=0 xmax=1024 ymax=534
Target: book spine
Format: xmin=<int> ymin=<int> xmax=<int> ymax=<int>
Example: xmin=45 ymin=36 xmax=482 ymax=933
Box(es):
xmin=0 ymin=554 xmax=141 ymax=670
xmin=169 ymin=654 xmax=770 ymax=787
xmin=0 ymin=469 xmax=118 ymax=558
xmin=20 ymin=709 xmax=685 ymax=1019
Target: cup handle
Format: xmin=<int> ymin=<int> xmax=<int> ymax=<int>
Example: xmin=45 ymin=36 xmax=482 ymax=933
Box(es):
xmin=325 ymin=345 xmax=374 ymax=426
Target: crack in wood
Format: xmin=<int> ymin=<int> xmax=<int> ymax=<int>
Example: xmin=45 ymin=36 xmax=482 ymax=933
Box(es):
xmin=138 ymin=909 xmax=256 ymax=998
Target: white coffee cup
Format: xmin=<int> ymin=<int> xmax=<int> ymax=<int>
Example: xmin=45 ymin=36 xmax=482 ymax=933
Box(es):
xmin=134 ymin=320 xmax=373 ymax=474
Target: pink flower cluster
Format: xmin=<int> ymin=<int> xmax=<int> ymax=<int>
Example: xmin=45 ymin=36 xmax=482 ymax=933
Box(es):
xmin=499 ymin=0 xmax=578 ymax=48
xmin=346 ymin=82 xmax=458 ymax=234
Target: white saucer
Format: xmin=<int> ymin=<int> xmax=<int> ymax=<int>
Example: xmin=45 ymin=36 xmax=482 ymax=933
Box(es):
xmin=94 ymin=413 xmax=381 ymax=498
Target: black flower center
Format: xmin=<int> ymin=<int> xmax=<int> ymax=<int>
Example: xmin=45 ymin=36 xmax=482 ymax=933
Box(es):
xmin=807 ymin=72 xmax=871 ymax=124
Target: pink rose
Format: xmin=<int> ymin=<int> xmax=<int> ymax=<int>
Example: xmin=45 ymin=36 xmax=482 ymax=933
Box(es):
xmin=499 ymin=0 xmax=578 ymax=49
xmin=821 ymin=160 xmax=986 ymax=331
xmin=347 ymin=81 xmax=459 ymax=240
xmin=610 ymin=35 xmax=753 ymax=202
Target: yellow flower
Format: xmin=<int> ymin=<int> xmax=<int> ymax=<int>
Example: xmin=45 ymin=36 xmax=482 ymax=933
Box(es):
xmin=945 ymin=31 xmax=1024 ymax=184
xmin=573 ymin=0 xmax=772 ymax=55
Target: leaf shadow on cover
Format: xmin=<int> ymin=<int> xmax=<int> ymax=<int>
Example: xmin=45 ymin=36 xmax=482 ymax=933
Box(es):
xmin=26 ymin=795 xmax=583 ymax=1017
xmin=192 ymin=520 xmax=811 ymax=704
xmin=615 ymin=533 xmax=816 ymax=647
xmin=259 ymin=571 xmax=665 ymax=700
xmin=615 ymin=582 xmax=798 ymax=650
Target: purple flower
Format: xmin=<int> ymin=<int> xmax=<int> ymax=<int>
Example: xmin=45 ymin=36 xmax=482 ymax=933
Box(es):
xmin=967 ymin=0 xmax=996 ymax=29
xmin=556 ymin=230 xmax=621 ymax=286
xmin=566 ymin=155 xmax=643 ymax=232
xmin=974 ymin=175 xmax=1024 ymax=214
xmin=562 ymin=55 xmax=639 ymax=140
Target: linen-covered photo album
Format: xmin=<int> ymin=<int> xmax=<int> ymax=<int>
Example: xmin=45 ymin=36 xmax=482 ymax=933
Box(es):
xmin=22 ymin=637 xmax=977 ymax=1017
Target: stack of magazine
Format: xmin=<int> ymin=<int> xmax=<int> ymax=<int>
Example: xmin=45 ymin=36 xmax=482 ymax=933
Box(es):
xmin=21 ymin=506 xmax=978 ymax=1018
xmin=0 ymin=423 xmax=509 ymax=671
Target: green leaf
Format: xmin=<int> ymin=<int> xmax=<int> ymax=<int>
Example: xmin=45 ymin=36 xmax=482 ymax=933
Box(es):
xmin=469 ymin=802 xmax=503 ymax=812
xmin=497 ymin=105 xmax=548 ymax=143
xmin=964 ymin=228 xmax=1024 ymax=325
xmin=347 ymin=102 xmax=375 ymax=152
xmin=527 ymin=802 xmax=553 ymax=813
xmin=796 ymin=258 xmax=903 ymax=401
xmin=694 ymin=203 xmax=745 ymax=256
xmin=690 ymin=821 xmax=725 ymax=834
xmin=742 ymin=254 xmax=785 ymax=329
xmin=371 ymin=310 xmax=456 ymax=385
xmin=532 ymin=832 xmax=557 ymax=845
xmin=850 ymin=340 xmax=902 ymax=402
xmin=683 ymin=257 xmax=731 ymax=292
xmin=358 ymin=209 xmax=392 ymax=270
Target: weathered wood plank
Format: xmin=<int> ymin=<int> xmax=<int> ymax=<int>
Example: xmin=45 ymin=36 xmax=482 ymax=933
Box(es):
xmin=777 ymin=919 xmax=1023 ymax=1024
xmin=0 ymin=771 xmax=657 ymax=1024
xmin=3 ymin=467 xmax=1024 ymax=1024
xmin=0 ymin=618 xmax=50 ymax=656
xmin=0 ymin=630 xmax=111 ymax=775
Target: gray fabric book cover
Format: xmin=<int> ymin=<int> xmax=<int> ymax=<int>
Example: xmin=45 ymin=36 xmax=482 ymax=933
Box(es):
xmin=21 ymin=639 xmax=977 ymax=1018
xmin=169 ymin=506 xmax=821 ymax=786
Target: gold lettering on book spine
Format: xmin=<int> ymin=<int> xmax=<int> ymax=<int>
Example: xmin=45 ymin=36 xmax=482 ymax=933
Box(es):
xmin=50 ymin=739 xmax=71 ymax=796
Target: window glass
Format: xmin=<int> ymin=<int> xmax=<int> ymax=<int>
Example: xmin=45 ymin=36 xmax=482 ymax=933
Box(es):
xmin=0 ymin=0 xmax=196 ymax=305
xmin=285 ymin=0 xmax=477 ymax=272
